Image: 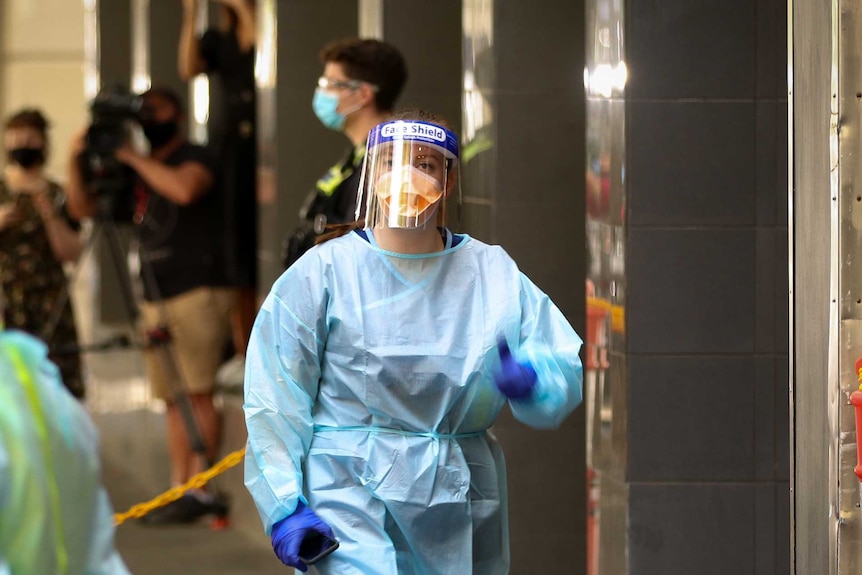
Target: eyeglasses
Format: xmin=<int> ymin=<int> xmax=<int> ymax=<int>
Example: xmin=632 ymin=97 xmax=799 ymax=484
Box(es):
xmin=317 ymin=76 xmax=379 ymax=92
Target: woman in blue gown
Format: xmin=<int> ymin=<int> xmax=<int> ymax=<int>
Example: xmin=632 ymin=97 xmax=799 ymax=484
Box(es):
xmin=243 ymin=110 xmax=583 ymax=574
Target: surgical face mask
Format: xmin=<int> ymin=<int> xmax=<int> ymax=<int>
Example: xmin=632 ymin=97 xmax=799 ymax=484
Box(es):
xmin=141 ymin=120 xmax=179 ymax=148
xmin=7 ymin=147 xmax=45 ymax=169
xmin=374 ymin=165 xmax=445 ymax=228
xmin=312 ymin=89 xmax=347 ymax=131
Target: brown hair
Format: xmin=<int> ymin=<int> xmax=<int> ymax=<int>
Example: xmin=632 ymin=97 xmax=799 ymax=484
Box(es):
xmin=219 ymin=0 xmax=255 ymax=33
xmin=319 ymin=38 xmax=408 ymax=112
xmin=315 ymin=108 xmax=456 ymax=245
xmin=388 ymin=108 xmax=453 ymax=131
xmin=4 ymin=108 xmax=50 ymax=137
xmin=315 ymin=220 xmax=366 ymax=244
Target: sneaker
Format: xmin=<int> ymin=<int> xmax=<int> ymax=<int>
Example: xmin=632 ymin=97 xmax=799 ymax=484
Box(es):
xmin=138 ymin=494 xmax=215 ymax=526
xmin=215 ymin=355 xmax=245 ymax=389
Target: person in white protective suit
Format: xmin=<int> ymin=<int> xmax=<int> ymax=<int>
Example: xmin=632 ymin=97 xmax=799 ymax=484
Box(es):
xmin=0 ymin=328 xmax=131 ymax=575
xmin=243 ymin=109 xmax=584 ymax=575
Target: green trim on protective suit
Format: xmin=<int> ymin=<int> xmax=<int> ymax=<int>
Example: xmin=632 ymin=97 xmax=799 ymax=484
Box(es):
xmin=0 ymin=330 xmax=132 ymax=575
xmin=10 ymin=344 xmax=69 ymax=574
xmin=0 ymin=333 xmax=67 ymax=574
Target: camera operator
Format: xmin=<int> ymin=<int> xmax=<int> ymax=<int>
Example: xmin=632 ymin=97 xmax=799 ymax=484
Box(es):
xmin=67 ymin=86 xmax=235 ymax=525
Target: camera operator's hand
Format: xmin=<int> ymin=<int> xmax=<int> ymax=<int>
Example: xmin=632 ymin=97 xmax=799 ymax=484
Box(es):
xmin=114 ymin=145 xmax=140 ymax=166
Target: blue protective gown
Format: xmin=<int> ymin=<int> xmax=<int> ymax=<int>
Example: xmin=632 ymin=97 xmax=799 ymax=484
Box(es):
xmin=244 ymin=230 xmax=583 ymax=575
xmin=0 ymin=330 xmax=130 ymax=575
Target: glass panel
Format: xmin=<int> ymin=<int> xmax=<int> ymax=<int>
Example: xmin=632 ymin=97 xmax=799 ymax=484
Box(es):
xmin=358 ymin=0 xmax=383 ymax=39
xmin=83 ymin=0 xmax=99 ymax=100
xmin=256 ymin=0 xmax=279 ymax=289
xmin=131 ymin=0 xmax=150 ymax=93
xmin=838 ymin=0 xmax=862 ymax=569
xmin=189 ymin=0 xmax=209 ymax=144
xmin=585 ymin=0 xmax=626 ymax=571
xmin=461 ymin=0 xmax=495 ymax=240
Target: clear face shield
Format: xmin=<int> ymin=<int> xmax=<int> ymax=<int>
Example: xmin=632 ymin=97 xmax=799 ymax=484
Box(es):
xmin=357 ymin=120 xmax=460 ymax=230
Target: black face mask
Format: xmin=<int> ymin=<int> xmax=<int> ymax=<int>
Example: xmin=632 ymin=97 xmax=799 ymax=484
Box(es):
xmin=141 ymin=120 xmax=179 ymax=148
xmin=7 ymin=147 xmax=45 ymax=169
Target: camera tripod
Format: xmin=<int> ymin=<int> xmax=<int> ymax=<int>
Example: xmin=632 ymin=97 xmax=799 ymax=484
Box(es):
xmin=46 ymin=215 xmax=230 ymax=525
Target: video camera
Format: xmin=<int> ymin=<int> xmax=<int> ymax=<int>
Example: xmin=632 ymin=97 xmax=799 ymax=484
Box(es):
xmin=79 ymin=85 xmax=145 ymax=222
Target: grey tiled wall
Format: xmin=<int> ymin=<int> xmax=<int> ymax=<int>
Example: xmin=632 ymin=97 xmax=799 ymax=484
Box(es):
xmin=383 ymin=0 xmax=462 ymax=132
xmin=461 ymin=0 xmax=587 ymax=573
xmin=149 ymin=2 xmax=185 ymax=99
xmin=625 ymin=0 xmax=789 ymax=572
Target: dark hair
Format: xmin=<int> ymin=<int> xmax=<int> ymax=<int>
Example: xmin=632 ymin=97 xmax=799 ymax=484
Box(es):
xmin=220 ymin=0 xmax=255 ymax=33
xmin=316 ymin=220 xmax=366 ymax=245
xmin=320 ymin=38 xmax=408 ymax=112
xmin=388 ymin=108 xmax=454 ymax=132
xmin=4 ymin=108 xmax=50 ymax=137
xmin=142 ymin=86 xmax=185 ymax=116
xmin=390 ymin=108 xmax=457 ymax=173
xmin=315 ymin=108 xmax=454 ymax=245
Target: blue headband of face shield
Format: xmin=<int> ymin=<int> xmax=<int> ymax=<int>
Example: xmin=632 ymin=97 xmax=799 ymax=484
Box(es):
xmin=366 ymin=120 xmax=460 ymax=160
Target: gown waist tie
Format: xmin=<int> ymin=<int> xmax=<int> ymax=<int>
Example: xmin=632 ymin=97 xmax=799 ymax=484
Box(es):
xmin=313 ymin=424 xmax=487 ymax=440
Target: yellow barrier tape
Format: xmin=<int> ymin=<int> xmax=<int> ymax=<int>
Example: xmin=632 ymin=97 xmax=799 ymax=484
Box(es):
xmin=114 ymin=448 xmax=246 ymax=526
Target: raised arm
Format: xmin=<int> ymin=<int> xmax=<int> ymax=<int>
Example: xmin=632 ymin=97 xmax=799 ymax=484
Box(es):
xmin=218 ymin=0 xmax=256 ymax=52
xmin=504 ymin=273 xmax=584 ymax=429
xmin=178 ymin=0 xmax=206 ymax=80
xmin=115 ymin=146 xmax=213 ymax=206
xmin=32 ymin=187 xmax=81 ymax=262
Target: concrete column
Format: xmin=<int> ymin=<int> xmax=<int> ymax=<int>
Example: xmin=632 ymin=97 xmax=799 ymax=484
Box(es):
xmin=463 ymin=0 xmax=588 ymax=572
xmin=256 ymin=0 xmax=358 ymax=288
xmin=98 ymin=0 xmax=132 ymax=88
xmin=148 ymin=1 xmax=185 ymax=98
xmin=0 ymin=0 xmax=88 ymax=178
xmin=382 ymin=0 xmax=461 ymax=131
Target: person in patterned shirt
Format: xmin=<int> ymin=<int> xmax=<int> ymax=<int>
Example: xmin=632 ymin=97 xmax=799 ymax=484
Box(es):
xmin=0 ymin=108 xmax=84 ymax=398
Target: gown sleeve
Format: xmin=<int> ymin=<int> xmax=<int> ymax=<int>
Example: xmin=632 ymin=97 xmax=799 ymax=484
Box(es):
xmin=85 ymin=486 xmax=132 ymax=575
xmin=0 ymin=430 xmax=9 ymax=575
xmin=0 ymin=330 xmax=131 ymax=575
xmin=243 ymin=269 xmax=328 ymax=534
xmin=508 ymin=273 xmax=584 ymax=429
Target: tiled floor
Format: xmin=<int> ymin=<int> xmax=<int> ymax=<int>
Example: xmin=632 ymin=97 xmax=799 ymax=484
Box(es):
xmin=106 ymin=458 xmax=285 ymax=575
xmin=71 ymin=239 xmax=283 ymax=574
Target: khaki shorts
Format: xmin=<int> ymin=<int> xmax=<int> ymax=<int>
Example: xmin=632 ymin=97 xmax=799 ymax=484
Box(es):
xmin=139 ymin=287 xmax=236 ymax=401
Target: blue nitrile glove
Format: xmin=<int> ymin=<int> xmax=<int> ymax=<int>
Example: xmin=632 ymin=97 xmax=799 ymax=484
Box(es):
xmin=494 ymin=339 xmax=538 ymax=400
xmin=271 ymin=501 xmax=335 ymax=572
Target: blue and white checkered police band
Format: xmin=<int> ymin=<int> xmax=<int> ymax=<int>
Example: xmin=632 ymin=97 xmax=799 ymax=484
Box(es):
xmin=368 ymin=120 xmax=459 ymax=160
